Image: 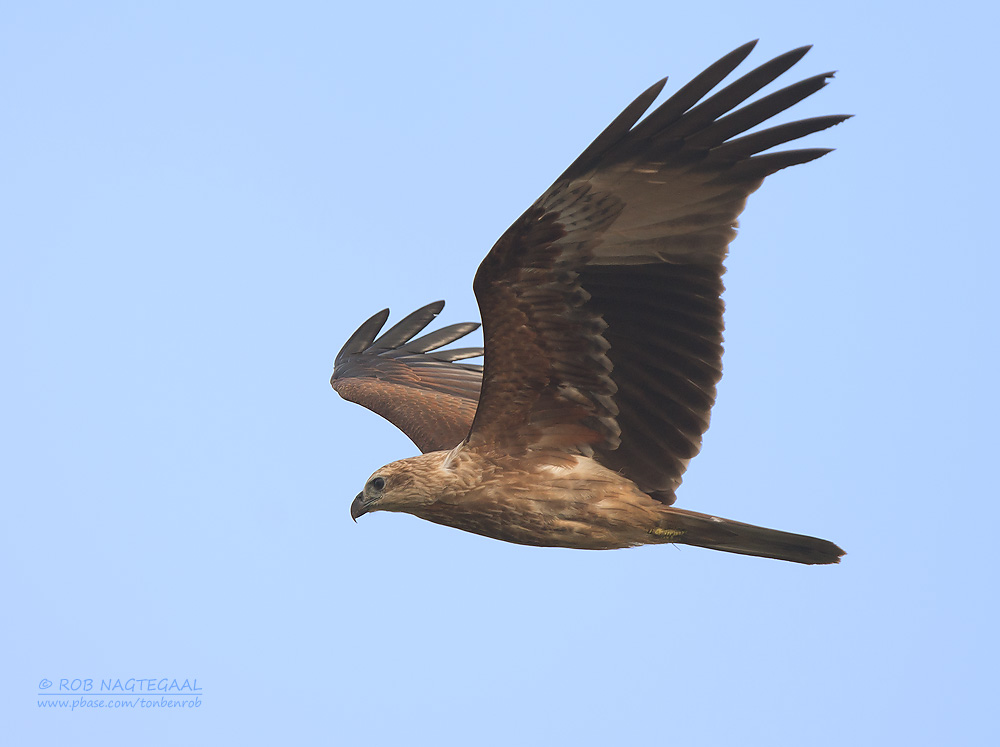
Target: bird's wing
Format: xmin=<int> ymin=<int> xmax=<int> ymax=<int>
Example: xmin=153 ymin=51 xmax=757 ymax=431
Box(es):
xmin=331 ymin=301 xmax=483 ymax=453
xmin=467 ymin=41 xmax=848 ymax=503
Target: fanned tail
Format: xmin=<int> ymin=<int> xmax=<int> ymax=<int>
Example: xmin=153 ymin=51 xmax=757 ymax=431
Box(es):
xmin=654 ymin=507 xmax=844 ymax=565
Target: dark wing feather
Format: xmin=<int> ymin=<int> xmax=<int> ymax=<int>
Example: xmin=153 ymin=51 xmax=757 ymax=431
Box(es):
xmin=331 ymin=301 xmax=483 ymax=452
xmin=468 ymin=42 xmax=848 ymax=502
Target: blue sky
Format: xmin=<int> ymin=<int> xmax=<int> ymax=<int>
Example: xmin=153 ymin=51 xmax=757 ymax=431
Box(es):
xmin=3 ymin=1 xmax=997 ymax=744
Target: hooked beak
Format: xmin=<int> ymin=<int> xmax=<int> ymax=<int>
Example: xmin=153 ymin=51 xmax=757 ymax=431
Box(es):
xmin=350 ymin=492 xmax=369 ymax=522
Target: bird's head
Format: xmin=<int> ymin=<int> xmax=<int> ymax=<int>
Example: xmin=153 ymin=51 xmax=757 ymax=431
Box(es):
xmin=350 ymin=453 xmax=445 ymax=521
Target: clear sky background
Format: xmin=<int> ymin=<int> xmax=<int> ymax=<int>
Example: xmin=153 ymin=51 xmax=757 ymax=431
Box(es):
xmin=3 ymin=1 xmax=997 ymax=745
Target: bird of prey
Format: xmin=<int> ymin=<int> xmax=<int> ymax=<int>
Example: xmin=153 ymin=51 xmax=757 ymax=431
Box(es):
xmin=332 ymin=41 xmax=847 ymax=564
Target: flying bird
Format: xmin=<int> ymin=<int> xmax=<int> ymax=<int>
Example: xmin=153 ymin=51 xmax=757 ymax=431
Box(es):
xmin=332 ymin=41 xmax=847 ymax=564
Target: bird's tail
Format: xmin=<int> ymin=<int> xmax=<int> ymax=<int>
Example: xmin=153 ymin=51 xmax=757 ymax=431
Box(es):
xmin=652 ymin=507 xmax=844 ymax=565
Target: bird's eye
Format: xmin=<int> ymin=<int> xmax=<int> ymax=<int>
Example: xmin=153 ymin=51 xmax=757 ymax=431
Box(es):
xmin=371 ymin=477 xmax=385 ymax=492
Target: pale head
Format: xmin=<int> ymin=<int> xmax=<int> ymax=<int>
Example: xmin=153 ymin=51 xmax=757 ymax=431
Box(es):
xmin=349 ymin=452 xmax=450 ymax=521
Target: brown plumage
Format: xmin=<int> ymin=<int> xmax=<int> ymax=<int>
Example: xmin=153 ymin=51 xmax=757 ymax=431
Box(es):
xmin=332 ymin=41 xmax=847 ymax=564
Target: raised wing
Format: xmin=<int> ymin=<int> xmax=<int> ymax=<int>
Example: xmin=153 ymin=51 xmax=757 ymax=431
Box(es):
xmin=468 ymin=41 xmax=849 ymax=503
xmin=331 ymin=301 xmax=483 ymax=452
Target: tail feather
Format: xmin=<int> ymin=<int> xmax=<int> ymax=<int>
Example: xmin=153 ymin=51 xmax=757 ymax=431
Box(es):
xmin=655 ymin=507 xmax=844 ymax=565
